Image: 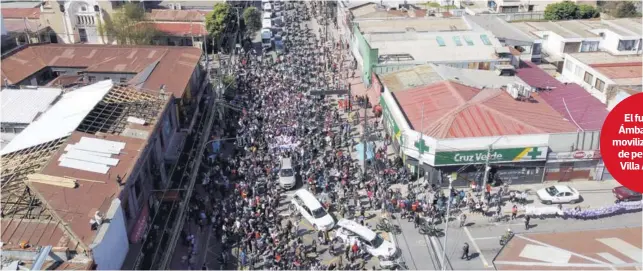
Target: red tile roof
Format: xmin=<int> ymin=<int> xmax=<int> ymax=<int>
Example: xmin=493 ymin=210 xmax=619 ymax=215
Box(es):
xmin=1 ymin=8 xmax=40 ymax=19
xmin=516 ymin=61 xmax=608 ymax=131
xmin=589 ymin=62 xmax=642 ymax=80
xmin=1 ymin=44 xmax=202 ymax=98
xmin=392 ymin=80 xmax=577 ymax=139
xmin=1 ymin=219 xmax=75 ymax=250
xmin=146 ymin=22 xmax=208 ymax=36
xmin=147 ymin=9 xmax=207 ymax=22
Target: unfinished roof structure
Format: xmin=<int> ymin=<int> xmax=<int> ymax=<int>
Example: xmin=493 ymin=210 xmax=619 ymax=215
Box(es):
xmin=1 ymin=82 xmax=169 ymax=258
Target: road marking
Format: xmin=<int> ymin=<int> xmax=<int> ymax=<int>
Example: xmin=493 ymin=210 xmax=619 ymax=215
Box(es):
xmin=463 ymin=226 xmax=490 ymax=268
xmin=516 ymin=235 xmax=609 ymax=265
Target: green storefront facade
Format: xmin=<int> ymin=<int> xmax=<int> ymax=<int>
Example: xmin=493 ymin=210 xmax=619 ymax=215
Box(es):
xmin=380 ymin=96 xmax=403 ymax=147
xmin=435 ymin=147 xmax=548 ymax=166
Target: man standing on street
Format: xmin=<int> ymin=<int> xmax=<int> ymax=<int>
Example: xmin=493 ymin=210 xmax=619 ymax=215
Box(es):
xmin=462 ymin=242 xmax=470 ymax=260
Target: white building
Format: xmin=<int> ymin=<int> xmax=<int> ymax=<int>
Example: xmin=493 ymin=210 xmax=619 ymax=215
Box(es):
xmin=510 ymin=18 xmax=642 ymax=69
xmin=561 ymin=51 xmax=642 ymax=109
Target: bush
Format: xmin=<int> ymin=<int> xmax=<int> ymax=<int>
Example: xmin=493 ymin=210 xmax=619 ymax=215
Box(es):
xmin=544 ymin=1 xmax=580 ymax=20
xmin=578 ymin=4 xmax=599 ymax=18
xmin=613 ymin=1 xmax=639 ymax=18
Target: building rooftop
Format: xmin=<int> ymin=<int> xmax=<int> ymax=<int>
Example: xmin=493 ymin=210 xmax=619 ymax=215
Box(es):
xmin=510 ymin=19 xmax=642 ymax=40
xmin=568 ymin=52 xmax=642 ymax=85
xmin=494 ymin=227 xmax=642 ymax=270
xmin=349 ymin=2 xmax=409 ymax=19
xmin=146 ymin=22 xmax=208 ymax=37
xmin=516 ymin=61 xmax=608 ymax=131
xmin=147 ymin=9 xmax=207 ymax=22
xmin=568 ymin=51 xmax=643 ymax=65
xmin=1 ymin=87 xmax=62 ymax=124
xmin=378 ymin=64 xmax=526 ymax=92
xmin=465 ymin=15 xmax=534 ymax=43
xmin=1 ymin=7 xmax=40 ymax=19
xmin=364 ymin=31 xmax=504 ymax=63
xmin=0 ymin=44 xmax=202 ymax=98
xmin=2 ymin=18 xmax=41 ymax=33
xmin=392 ymin=80 xmax=577 ymax=139
xmin=356 ymin=17 xmax=469 ymax=33
xmin=0 ymin=83 xmax=169 ymax=252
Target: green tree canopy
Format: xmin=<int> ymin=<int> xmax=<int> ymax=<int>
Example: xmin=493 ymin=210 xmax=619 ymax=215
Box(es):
xmin=613 ymin=1 xmax=639 ymax=17
xmin=101 ymin=3 xmax=158 ymax=45
xmin=578 ymin=4 xmax=599 ymax=18
xmin=544 ymin=1 xmax=580 ymax=20
xmin=242 ymin=6 xmax=262 ymax=37
xmin=205 ymin=3 xmax=232 ymax=40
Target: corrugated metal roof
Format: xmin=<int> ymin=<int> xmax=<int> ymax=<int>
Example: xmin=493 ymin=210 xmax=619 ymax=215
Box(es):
xmin=0 ymin=80 xmax=113 ymax=155
xmin=146 ymin=22 xmax=208 ymax=36
xmin=516 ymin=61 xmax=608 ymax=131
xmin=1 ymin=8 xmax=40 ymax=19
xmin=1 ymin=88 xmax=62 ymax=124
xmin=392 ymin=80 xmax=578 ymax=139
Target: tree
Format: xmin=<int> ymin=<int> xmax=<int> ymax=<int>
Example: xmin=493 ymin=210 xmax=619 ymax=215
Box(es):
xmin=613 ymin=1 xmax=638 ymax=17
xmin=544 ymin=1 xmax=580 ymax=20
xmin=205 ymin=3 xmax=232 ymax=41
xmin=578 ymin=4 xmax=599 ymax=18
xmin=101 ymin=3 xmax=158 ymax=45
xmin=242 ymin=7 xmax=262 ymax=37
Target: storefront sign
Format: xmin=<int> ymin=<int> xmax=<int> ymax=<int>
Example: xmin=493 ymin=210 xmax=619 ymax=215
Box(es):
xmin=548 ymin=150 xmax=601 ymax=160
xmin=129 ymin=202 xmax=149 ymax=243
xmin=380 ymin=96 xmax=403 ymax=146
xmin=435 ymin=146 xmax=548 ymax=166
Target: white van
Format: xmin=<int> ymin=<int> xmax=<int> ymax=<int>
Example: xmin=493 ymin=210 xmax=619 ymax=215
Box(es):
xmin=290 ymin=189 xmax=335 ymax=231
xmin=334 ymin=219 xmax=398 ymax=259
xmin=261 ymin=28 xmax=272 ymax=49
xmin=278 ymin=157 xmax=295 ymax=189
xmin=263 ymin=3 xmax=272 ymax=12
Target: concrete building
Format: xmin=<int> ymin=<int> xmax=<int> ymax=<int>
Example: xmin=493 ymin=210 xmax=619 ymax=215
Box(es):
xmin=0 ymin=81 xmax=176 ymax=269
xmin=144 ymin=9 xmax=207 ymax=48
xmin=510 ymin=18 xmax=642 ymax=69
xmin=458 ymin=0 xmax=596 ymax=15
xmin=1 ymin=5 xmax=55 ymax=47
xmin=350 ymin=16 xmax=514 ymax=86
xmin=560 ymin=51 xmax=642 ymax=110
xmin=377 ymin=62 xmax=608 ymax=186
xmin=465 ymin=15 xmax=543 ymax=63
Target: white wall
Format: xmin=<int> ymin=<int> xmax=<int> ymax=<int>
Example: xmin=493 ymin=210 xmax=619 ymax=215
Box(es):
xmin=561 ymin=54 xmax=615 ymax=104
xmin=542 ymin=32 xmax=565 ymax=59
xmin=600 ymin=30 xmax=621 ymax=55
xmin=1 ymin=13 xmax=7 ymax=36
xmin=90 ymin=198 xmax=129 ymax=270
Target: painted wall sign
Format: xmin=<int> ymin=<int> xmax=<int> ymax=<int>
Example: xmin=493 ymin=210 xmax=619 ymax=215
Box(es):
xmin=435 ymin=146 xmax=548 ymax=166
xmin=380 ymin=96 xmax=403 ymax=146
xmin=548 ymin=150 xmax=601 ymax=160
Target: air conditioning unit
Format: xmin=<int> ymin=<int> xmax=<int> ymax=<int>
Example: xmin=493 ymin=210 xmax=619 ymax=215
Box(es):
xmin=175 ymin=3 xmax=182 ymax=10
xmin=168 ymin=3 xmax=174 ymax=9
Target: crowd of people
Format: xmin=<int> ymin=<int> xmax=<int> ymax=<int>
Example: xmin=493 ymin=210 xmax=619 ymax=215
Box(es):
xmin=176 ymin=1 xmax=529 ymax=270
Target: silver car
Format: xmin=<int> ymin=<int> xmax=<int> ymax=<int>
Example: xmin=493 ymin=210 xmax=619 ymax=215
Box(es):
xmin=279 ymin=158 xmax=296 ymax=189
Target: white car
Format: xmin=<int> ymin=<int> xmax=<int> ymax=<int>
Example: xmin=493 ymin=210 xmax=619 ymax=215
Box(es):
xmin=334 ymin=219 xmax=397 ymax=260
xmin=278 ymin=158 xmax=295 ymax=189
xmin=536 ymin=185 xmax=581 ymax=204
xmin=290 ymin=190 xmax=335 ymax=231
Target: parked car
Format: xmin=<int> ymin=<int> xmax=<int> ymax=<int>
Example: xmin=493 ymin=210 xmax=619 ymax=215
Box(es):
xmin=536 ymin=185 xmax=581 ymax=204
xmin=334 ymin=219 xmax=397 ymax=260
xmin=290 ymin=189 xmax=334 ymax=231
xmin=278 ymin=157 xmax=295 ymax=189
xmin=613 ymin=186 xmax=642 ymax=203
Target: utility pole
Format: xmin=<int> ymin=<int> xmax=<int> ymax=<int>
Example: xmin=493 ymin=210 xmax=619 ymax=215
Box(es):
xmin=416 ymin=103 xmax=424 ymax=181
xmin=441 ymin=175 xmax=455 ymax=271
xmin=362 ymin=103 xmax=368 ymax=180
xmin=480 ymin=145 xmax=492 ymax=201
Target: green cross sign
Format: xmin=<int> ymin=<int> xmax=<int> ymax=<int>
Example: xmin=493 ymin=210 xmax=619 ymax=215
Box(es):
xmin=527 ymin=148 xmax=542 ymax=159
xmin=414 ymin=139 xmax=429 ymax=154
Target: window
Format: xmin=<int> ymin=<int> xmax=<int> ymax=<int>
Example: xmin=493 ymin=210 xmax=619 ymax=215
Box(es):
xmin=543 ymin=34 xmax=549 ymax=40
xmin=564 ymin=60 xmax=574 ymax=72
xmin=480 ymin=34 xmax=492 ymax=45
xmin=436 ymin=36 xmax=446 ymax=47
xmin=463 ymin=36 xmax=474 ymax=46
xmin=580 ymin=41 xmax=599 ymax=52
xmin=599 ymin=32 xmax=605 ymax=39
xmin=618 ymin=40 xmax=637 ymax=51
xmin=453 ymin=36 xmax=462 ymax=46
xmin=120 ymin=77 xmax=127 ymax=83
xmin=104 ymin=77 xmax=110 ymax=80
xmin=532 ymin=43 xmax=542 ymax=55
xmin=574 ymin=66 xmax=583 ymax=77
xmin=88 ymin=76 xmax=96 ymax=82
xmin=80 ymin=5 xmax=87 ymax=12
xmin=583 ymin=72 xmax=594 ymax=85
xmin=594 ymin=78 xmax=605 ymax=92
